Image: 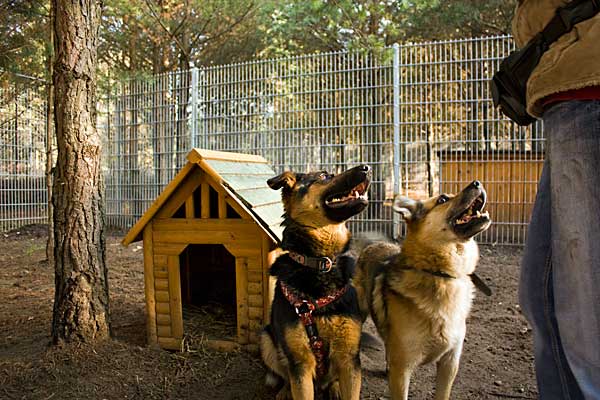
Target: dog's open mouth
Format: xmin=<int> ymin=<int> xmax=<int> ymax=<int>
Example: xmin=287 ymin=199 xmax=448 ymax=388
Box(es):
xmin=325 ymin=181 xmax=369 ymax=209
xmin=453 ymin=192 xmax=489 ymax=226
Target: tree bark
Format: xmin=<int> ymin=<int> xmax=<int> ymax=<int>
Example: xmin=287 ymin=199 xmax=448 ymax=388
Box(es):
xmin=51 ymin=0 xmax=110 ymax=343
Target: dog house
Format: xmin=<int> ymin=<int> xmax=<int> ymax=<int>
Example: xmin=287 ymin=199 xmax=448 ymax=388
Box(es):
xmin=122 ymin=149 xmax=283 ymax=352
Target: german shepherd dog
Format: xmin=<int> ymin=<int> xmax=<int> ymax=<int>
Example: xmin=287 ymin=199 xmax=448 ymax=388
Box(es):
xmin=260 ymin=165 xmax=371 ymax=400
xmin=353 ymin=180 xmax=491 ymax=400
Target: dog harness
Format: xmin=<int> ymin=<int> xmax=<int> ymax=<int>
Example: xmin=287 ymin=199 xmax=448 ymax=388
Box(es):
xmin=279 ymin=280 xmax=349 ymax=379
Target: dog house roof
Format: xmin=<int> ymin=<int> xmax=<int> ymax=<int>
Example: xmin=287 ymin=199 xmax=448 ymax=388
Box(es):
xmin=122 ymin=149 xmax=284 ymax=246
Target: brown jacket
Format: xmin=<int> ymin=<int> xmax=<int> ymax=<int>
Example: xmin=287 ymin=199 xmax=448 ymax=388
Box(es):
xmin=512 ymin=0 xmax=600 ymax=116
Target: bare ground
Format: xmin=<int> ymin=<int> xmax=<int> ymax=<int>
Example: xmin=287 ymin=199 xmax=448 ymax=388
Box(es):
xmin=0 ymin=225 xmax=537 ymax=399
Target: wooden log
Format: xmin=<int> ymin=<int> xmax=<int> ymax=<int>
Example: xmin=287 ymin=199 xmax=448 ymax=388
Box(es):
xmin=153 ymin=254 xmax=168 ymax=267
xmin=201 ymin=183 xmax=210 ymax=218
xmin=218 ymin=192 xmax=227 ymax=219
xmin=143 ymin=223 xmax=158 ymax=346
xmin=153 ymin=218 xmax=257 ymax=231
xmin=155 ymin=278 xmax=169 ymax=291
xmin=185 ymin=195 xmax=195 ymax=218
xmin=156 ymin=302 xmax=170 ymax=315
xmin=155 ymin=290 xmax=169 ymax=302
xmin=153 ymin=243 xmax=187 ymax=255
xmin=248 ymin=282 xmax=262 ymax=295
xmin=121 ymin=162 xmax=195 ymax=246
xmin=236 ymin=257 xmax=249 ymax=345
xmin=156 ymin=169 xmax=203 ymax=218
xmin=199 ymin=165 xmax=251 ymax=220
xmin=248 ymin=307 xmax=263 ymax=320
xmin=158 ymin=337 xmax=182 ymax=351
xmin=168 ymin=255 xmax=184 ymax=339
xmin=157 ymin=325 xmax=172 ymax=337
xmin=247 ymin=271 xmax=263 ymax=283
xmin=153 ymin=269 xmax=168 ymax=279
xmin=156 ymin=314 xmax=171 ymax=326
xmin=262 ymin=237 xmax=272 ymax=323
xmin=246 ymin=256 xmax=262 ymax=272
xmin=153 ymin=230 xmax=261 ymax=246
xmin=248 ymin=294 xmax=263 ymax=308
xmin=187 ymin=148 xmax=268 ymax=165
xmin=249 ymin=320 xmax=263 ymax=332
xmin=224 ymin=245 xmax=261 ymax=258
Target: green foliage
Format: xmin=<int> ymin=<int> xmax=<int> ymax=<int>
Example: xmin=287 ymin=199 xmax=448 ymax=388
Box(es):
xmin=0 ymin=0 xmax=518 ymax=80
xmin=258 ymin=0 xmax=517 ymax=57
xmin=0 ymin=0 xmax=51 ymax=81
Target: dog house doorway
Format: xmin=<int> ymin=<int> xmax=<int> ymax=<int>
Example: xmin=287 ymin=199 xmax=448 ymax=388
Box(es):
xmin=179 ymin=244 xmax=237 ymax=343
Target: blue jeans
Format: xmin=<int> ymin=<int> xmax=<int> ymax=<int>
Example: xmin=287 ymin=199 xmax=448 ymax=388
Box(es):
xmin=521 ymin=100 xmax=600 ymax=399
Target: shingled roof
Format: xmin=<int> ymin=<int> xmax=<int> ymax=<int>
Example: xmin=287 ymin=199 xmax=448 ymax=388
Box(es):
xmin=122 ymin=149 xmax=284 ymax=246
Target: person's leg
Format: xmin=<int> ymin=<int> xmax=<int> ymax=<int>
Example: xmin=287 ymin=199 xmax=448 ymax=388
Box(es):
xmin=520 ymin=154 xmax=583 ymax=399
xmin=549 ymin=100 xmax=600 ymax=400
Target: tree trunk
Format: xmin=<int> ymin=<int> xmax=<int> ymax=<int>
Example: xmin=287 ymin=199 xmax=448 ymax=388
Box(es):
xmin=51 ymin=0 xmax=110 ymax=343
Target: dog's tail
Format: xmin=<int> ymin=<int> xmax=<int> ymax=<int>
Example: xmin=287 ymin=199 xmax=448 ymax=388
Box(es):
xmin=348 ymin=231 xmax=393 ymax=257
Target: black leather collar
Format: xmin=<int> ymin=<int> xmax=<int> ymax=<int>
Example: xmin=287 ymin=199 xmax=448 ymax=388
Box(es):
xmin=287 ymin=251 xmax=335 ymax=273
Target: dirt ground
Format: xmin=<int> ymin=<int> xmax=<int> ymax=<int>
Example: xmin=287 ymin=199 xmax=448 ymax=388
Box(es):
xmin=0 ymin=225 xmax=537 ymax=399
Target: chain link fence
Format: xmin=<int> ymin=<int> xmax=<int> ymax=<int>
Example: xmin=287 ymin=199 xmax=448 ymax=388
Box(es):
xmin=2 ymin=36 xmax=545 ymax=244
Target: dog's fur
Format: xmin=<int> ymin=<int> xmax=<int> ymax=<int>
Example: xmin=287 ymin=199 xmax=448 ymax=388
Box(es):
xmin=353 ymin=181 xmax=491 ymax=400
xmin=260 ymin=165 xmax=371 ymax=400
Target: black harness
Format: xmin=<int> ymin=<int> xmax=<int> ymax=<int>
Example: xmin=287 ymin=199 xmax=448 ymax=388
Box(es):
xmin=381 ymin=255 xmax=492 ymax=296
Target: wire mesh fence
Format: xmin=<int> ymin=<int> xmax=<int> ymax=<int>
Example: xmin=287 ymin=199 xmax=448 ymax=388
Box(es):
xmin=2 ymin=35 xmax=545 ymax=244
xmin=0 ymin=77 xmax=49 ymax=232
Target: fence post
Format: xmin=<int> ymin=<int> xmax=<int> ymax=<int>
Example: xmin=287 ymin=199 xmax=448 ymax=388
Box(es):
xmin=190 ymin=67 xmax=199 ymax=149
xmin=392 ymin=43 xmax=401 ymax=240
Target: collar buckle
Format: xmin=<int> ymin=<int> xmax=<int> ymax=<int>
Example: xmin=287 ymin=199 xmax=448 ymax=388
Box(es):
xmin=317 ymin=257 xmax=333 ymax=273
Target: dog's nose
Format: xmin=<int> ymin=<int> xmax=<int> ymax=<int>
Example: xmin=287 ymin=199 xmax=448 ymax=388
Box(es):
xmin=359 ymin=165 xmax=371 ymax=172
xmin=471 ymin=180 xmax=481 ymax=188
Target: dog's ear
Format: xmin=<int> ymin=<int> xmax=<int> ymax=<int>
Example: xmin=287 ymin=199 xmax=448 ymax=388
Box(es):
xmin=393 ymin=196 xmax=419 ymax=221
xmin=267 ymin=171 xmax=297 ymax=190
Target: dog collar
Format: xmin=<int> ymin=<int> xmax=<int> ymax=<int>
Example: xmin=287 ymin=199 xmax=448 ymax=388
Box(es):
xmin=420 ymin=269 xmax=492 ymax=296
xmin=383 ymin=256 xmax=492 ymax=296
xmin=287 ymin=251 xmax=335 ymax=273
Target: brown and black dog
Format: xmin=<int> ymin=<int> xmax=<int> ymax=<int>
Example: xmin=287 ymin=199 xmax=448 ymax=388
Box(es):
xmin=260 ymin=165 xmax=371 ymax=400
xmin=353 ymin=181 xmax=491 ymax=400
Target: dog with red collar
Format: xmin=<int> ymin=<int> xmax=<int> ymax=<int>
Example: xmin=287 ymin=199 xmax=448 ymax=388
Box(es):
xmin=260 ymin=165 xmax=371 ymax=400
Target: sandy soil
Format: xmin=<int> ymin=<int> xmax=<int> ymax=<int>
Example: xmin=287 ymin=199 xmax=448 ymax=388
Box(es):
xmin=0 ymin=225 xmax=537 ymax=399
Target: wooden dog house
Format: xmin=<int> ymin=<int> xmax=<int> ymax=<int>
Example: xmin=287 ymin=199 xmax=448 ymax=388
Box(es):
xmin=122 ymin=149 xmax=283 ymax=352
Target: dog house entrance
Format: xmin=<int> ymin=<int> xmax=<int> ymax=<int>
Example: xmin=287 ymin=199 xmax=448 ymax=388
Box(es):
xmin=179 ymin=244 xmax=237 ymax=342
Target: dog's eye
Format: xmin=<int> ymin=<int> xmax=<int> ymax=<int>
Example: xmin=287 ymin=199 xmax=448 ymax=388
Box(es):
xmin=437 ymin=195 xmax=449 ymax=205
xmin=319 ymin=172 xmax=329 ymax=180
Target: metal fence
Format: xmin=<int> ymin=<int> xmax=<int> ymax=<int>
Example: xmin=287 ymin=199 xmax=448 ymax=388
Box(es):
xmin=100 ymin=35 xmax=544 ymax=244
xmin=1 ymin=35 xmax=545 ymax=244
xmin=0 ymin=77 xmax=49 ymax=232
